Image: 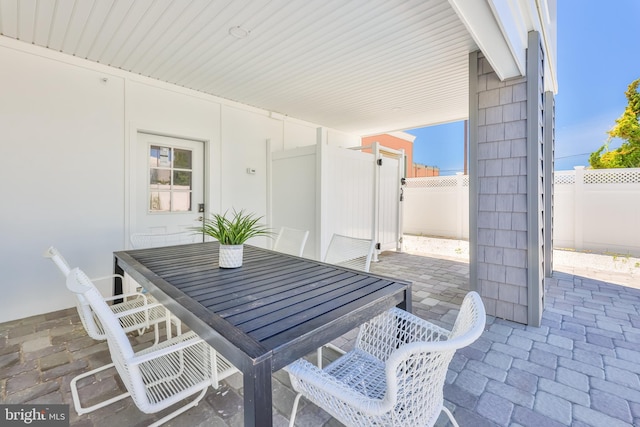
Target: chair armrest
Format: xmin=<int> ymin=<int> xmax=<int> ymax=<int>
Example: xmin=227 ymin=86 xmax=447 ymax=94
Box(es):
xmin=129 ymin=332 xmax=205 ymax=366
xmin=112 ymin=302 xmax=165 ymax=320
xmin=90 ymin=273 xmax=125 ymax=283
xmin=103 ymin=291 xmax=148 ymax=303
xmin=286 ymin=358 xmax=391 ymax=416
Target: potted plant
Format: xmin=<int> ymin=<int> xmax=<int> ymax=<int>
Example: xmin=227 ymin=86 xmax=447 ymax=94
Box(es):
xmin=197 ymin=209 xmax=272 ymax=268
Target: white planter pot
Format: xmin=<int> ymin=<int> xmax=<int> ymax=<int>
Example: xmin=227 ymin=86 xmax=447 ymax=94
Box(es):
xmin=219 ymin=244 xmax=244 ymax=268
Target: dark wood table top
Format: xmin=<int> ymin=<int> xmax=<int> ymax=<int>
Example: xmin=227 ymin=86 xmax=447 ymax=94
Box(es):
xmin=114 ymin=242 xmax=412 ymax=372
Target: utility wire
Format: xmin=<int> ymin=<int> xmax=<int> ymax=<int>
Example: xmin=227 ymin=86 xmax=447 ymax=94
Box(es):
xmin=555 ymin=152 xmax=591 ymax=160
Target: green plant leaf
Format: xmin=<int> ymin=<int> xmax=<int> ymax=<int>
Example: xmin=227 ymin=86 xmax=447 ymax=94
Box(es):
xmin=192 ymin=209 xmax=273 ymax=245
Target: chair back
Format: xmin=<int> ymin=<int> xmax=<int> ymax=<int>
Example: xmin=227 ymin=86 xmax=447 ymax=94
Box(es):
xmin=130 ymin=231 xmax=200 ymax=249
xmin=273 ymin=227 xmax=309 ymax=257
xmin=43 ymin=246 xmax=71 ymax=277
xmin=383 ymin=292 xmax=486 ymax=425
xmin=66 ymin=269 xmax=145 ymax=403
xmin=449 ymin=291 xmax=487 ymax=345
xmin=324 ymin=234 xmax=375 ymax=272
xmin=44 ymin=247 xmax=106 ymax=339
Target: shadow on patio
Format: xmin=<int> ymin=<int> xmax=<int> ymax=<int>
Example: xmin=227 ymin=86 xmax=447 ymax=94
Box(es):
xmin=1 ymin=249 xmax=638 ymax=426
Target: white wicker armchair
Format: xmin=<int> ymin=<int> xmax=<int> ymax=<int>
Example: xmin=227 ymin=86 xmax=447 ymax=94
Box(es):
xmin=286 ymin=292 xmax=486 ymax=427
xmin=66 ymin=268 xmax=237 ymax=426
xmin=273 ymin=227 xmax=309 ymax=257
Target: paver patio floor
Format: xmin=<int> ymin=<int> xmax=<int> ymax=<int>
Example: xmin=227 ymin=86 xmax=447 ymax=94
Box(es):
xmin=1 ymin=247 xmax=639 ymax=426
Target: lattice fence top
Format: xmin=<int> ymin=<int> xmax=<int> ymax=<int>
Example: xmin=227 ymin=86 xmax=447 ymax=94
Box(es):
xmin=405 ymin=175 xmax=469 ymax=188
xmin=406 ymin=169 xmax=640 ymax=187
xmin=583 ymin=169 xmax=640 ymax=184
xmin=555 ymin=172 xmax=575 ymax=185
xmin=555 ymin=168 xmax=640 ymax=185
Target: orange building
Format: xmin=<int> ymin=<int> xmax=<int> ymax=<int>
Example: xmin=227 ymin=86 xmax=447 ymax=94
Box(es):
xmin=412 ymin=163 xmax=439 ymax=177
xmin=361 ymin=132 xmax=439 ymax=178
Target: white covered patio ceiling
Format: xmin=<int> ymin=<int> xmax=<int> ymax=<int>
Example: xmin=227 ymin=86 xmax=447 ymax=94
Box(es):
xmin=0 ymin=0 xmax=487 ymax=135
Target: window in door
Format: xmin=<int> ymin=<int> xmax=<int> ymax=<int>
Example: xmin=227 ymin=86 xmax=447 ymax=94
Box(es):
xmin=149 ymin=145 xmax=193 ymax=212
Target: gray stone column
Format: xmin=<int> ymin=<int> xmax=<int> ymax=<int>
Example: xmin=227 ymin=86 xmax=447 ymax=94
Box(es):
xmin=469 ymin=31 xmax=548 ymax=326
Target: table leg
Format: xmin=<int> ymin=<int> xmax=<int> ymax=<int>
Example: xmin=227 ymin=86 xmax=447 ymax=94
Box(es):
xmin=243 ymin=358 xmax=273 ymax=427
xmin=113 ymin=257 xmax=124 ymax=303
xmin=397 ymin=285 xmax=413 ymax=312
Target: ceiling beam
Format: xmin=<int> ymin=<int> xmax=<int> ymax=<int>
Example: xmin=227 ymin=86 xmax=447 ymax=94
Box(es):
xmin=448 ymin=0 xmax=523 ymax=80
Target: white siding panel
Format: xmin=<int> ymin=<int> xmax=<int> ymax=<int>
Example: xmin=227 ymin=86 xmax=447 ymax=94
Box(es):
xmin=0 ymin=0 xmax=18 ymax=37
xmin=32 ymin=0 xmax=56 ymax=46
xmin=98 ymin=0 xmax=155 ymax=66
xmin=17 ymin=0 xmax=36 ymax=41
xmin=135 ymin=0 xmax=214 ymax=76
xmin=0 ymin=0 xmax=479 ymax=135
xmin=47 ymin=0 xmax=76 ymax=51
xmin=73 ymin=0 xmax=115 ymax=58
xmin=60 ymin=0 xmax=96 ymax=53
xmin=85 ymin=0 xmax=135 ymax=61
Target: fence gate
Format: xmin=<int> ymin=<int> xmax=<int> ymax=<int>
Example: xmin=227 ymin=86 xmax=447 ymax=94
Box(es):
xmin=353 ymin=141 xmax=405 ymax=261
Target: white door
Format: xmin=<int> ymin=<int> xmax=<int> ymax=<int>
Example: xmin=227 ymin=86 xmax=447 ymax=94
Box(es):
xmin=378 ymin=152 xmax=402 ymax=252
xmin=134 ymin=132 xmax=205 ymax=237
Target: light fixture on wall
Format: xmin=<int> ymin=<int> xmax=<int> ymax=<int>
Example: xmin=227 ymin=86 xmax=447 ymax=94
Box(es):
xmin=229 ymin=26 xmax=250 ymax=39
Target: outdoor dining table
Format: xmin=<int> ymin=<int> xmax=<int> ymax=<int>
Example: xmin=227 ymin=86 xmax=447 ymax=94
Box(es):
xmin=113 ymin=242 xmax=412 ymax=427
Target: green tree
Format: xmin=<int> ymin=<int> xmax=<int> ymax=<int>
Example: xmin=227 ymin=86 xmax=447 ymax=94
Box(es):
xmin=589 ymin=78 xmax=640 ymax=168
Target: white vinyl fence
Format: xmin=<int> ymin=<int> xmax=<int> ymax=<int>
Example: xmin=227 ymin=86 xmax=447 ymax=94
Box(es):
xmin=403 ymin=168 xmax=640 ymax=256
xmin=553 ymin=167 xmax=640 ymax=256
xmin=403 ymin=173 xmax=469 ymax=240
xmin=270 ymin=141 xmax=403 ymax=261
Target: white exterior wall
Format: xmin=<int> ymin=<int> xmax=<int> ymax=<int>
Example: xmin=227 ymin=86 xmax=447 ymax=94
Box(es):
xmin=0 ymin=37 xmax=352 ymax=323
xmin=1 ymin=43 xmax=126 ymax=323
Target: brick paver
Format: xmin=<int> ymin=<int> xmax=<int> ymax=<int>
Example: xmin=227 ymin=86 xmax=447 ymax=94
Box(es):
xmin=1 ymin=247 xmax=639 ymax=426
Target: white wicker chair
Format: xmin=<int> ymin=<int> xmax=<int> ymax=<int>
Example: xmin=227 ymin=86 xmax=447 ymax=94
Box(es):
xmin=66 ymin=268 xmax=238 ymax=425
xmin=286 ymin=291 xmax=486 ymax=427
xmin=44 ymin=246 xmax=178 ymax=344
xmin=130 ymin=231 xmax=200 ymax=249
xmin=324 ymin=234 xmax=375 ymax=272
xmin=273 ymin=227 xmax=309 ymax=257
xmin=318 ymin=234 xmax=376 ymax=365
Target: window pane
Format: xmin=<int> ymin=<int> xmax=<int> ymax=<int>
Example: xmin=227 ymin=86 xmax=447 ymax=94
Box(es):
xmin=149 ymin=146 xmax=160 ymax=167
xmin=150 ymin=191 xmax=171 ymax=212
xmin=172 ymin=192 xmax=192 ymax=212
xmin=173 ymin=171 xmax=192 ymax=190
xmin=174 ymin=149 xmax=192 ymax=169
xmin=161 ymin=146 xmax=172 ymax=167
xmin=150 ymin=169 xmax=171 ymax=189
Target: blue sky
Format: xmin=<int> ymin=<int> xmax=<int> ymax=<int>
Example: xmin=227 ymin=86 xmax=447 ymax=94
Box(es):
xmin=406 ymin=1 xmax=640 ymax=174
